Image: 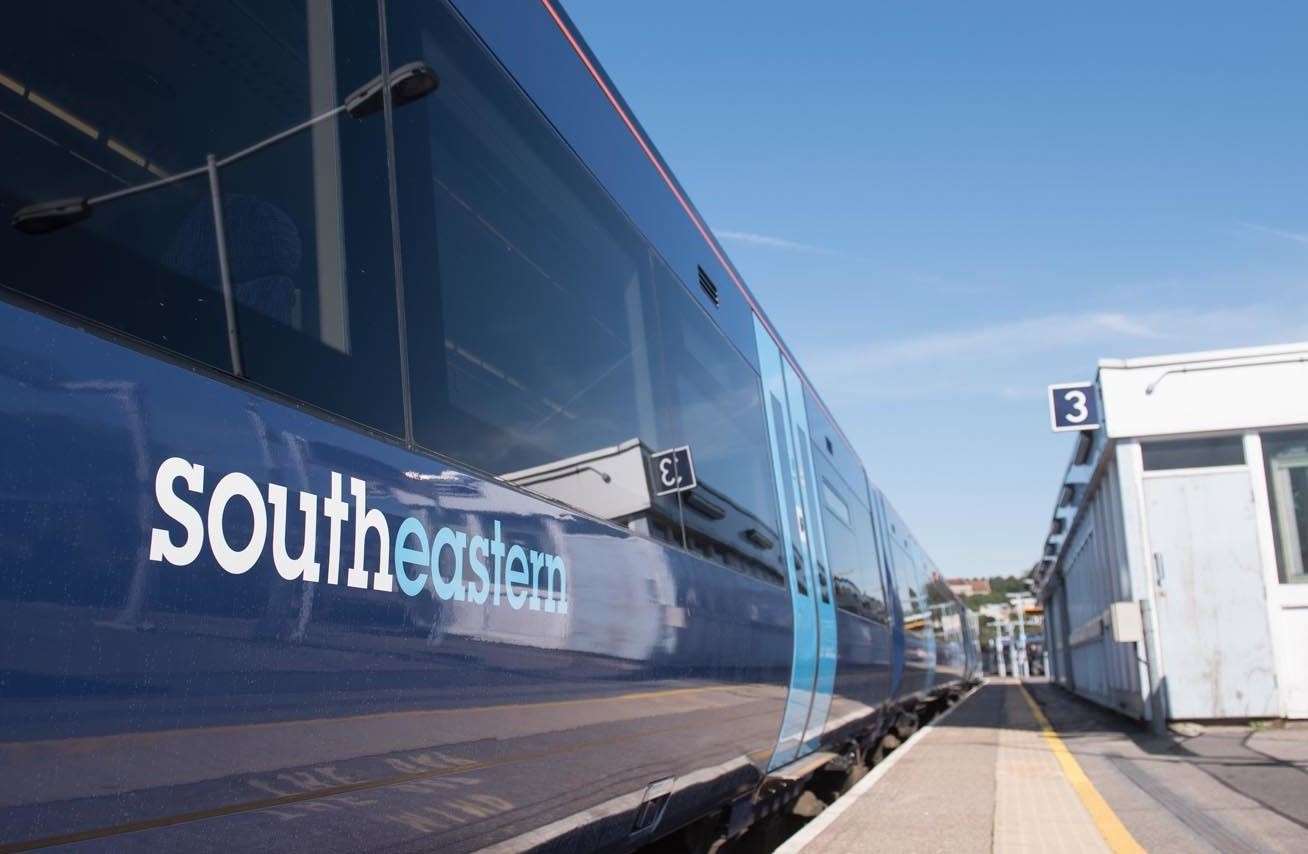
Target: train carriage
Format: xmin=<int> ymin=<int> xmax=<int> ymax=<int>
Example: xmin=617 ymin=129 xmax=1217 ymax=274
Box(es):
xmin=0 ymin=2 xmax=979 ymax=850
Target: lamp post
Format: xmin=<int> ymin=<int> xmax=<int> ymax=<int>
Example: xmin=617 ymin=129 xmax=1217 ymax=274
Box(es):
xmin=1016 ymin=596 xmax=1029 ymax=678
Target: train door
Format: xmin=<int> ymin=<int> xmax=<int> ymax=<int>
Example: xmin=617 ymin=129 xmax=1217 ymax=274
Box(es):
xmin=789 ymin=364 xmax=838 ymax=753
xmin=871 ymin=490 xmax=906 ymax=697
xmin=754 ymin=316 xmax=832 ymax=769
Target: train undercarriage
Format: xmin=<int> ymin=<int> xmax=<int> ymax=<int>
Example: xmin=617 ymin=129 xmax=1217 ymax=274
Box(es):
xmin=636 ymin=681 xmax=980 ymax=854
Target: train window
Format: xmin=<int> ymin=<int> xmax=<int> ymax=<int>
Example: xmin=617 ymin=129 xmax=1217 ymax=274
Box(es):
xmin=856 ymin=510 xmax=889 ymax=620
xmin=1141 ymin=435 xmax=1244 ymax=470
xmin=805 ymin=387 xmax=866 ymax=499
xmin=385 ymin=1 xmax=784 ymax=584
xmin=816 ymin=454 xmax=885 ymax=619
xmin=652 ymin=263 xmax=785 ymax=584
xmin=892 ymin=541 xmax=925 ymax=623
xmin=0 ymin=3 xmax=406 ymax=436
xmin=389 ymin=1 xmax=661 ymax=501
xmin=821 ymin=479 xmax=852 ymax=528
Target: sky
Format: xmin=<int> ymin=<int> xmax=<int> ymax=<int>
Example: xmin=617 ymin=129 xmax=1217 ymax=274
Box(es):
xmin=563 ymin=0 xmax=1308 ymax=579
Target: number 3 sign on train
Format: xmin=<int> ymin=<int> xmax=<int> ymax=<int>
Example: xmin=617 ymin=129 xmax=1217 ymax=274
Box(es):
xmin=650 ymin=446 xmax=697 ymax=496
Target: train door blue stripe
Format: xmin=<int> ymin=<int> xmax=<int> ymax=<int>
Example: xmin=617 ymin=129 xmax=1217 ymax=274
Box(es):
xmin=754 ymin=316 xmax=816 ymax=772
xmin=795 ymin=422 xmax=837 ymax=753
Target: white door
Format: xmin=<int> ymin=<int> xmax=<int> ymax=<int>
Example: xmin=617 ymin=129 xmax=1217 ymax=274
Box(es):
xmin=1144 ymin=470 xmax=1279 ymax=719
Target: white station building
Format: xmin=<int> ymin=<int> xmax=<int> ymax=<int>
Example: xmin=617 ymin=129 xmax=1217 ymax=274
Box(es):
xmin=1033 ymin=342 xmax=1308 ymax=722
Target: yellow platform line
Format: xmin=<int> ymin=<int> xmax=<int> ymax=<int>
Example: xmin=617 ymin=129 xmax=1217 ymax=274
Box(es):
xmin=1018 ymin=682 xmax=1146 ymax=854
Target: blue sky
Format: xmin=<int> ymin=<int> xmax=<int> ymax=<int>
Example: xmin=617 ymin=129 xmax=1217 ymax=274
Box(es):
xmin=563 ymin=0 xmax=1308 ymax=578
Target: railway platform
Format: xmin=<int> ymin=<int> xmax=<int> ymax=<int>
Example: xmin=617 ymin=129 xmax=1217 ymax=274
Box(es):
xmin=780 ymin=679 xmax=1308 ymax=853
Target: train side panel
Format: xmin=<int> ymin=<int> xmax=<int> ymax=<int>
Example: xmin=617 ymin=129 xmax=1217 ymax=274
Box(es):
xmin=0 ymin=0 xmax=980 ymax=848
xmin=0 ymin=305 xmax=793 ymax=851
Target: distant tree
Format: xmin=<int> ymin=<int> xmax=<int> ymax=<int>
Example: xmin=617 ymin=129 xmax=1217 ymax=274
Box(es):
xmin=964 ymin=591 xmax=1008 ymax=609
xmin=962 ymin=574 xmax=1029 ymax=610
xmin=988 ymin=575 xmax=1028 ymax=595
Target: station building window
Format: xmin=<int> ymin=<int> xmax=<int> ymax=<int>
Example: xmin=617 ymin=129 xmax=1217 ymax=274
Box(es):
xmin=1262 ymin=429 xmax=1308 ymax=584
xmin=0 ymin=2 xmax=406 ymax=436
xmin=1141 ymin=435 xmax=1245 ymax=471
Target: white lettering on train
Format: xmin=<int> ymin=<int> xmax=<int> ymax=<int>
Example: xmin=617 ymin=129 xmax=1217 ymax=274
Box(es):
xmin=147 ymin=456 xmax=567 ymax=614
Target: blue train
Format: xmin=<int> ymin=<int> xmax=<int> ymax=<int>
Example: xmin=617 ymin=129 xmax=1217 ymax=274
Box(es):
xmin=0 ymin=2 xmax=979 ymax=850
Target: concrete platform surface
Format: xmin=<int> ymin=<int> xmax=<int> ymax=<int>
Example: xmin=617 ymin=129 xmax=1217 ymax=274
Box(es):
xmin=783 ymin=679 xmax=1308 ymax=853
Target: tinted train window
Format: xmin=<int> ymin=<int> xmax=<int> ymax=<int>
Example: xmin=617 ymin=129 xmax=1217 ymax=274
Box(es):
xmin=653 ymin=264 xmax=785 ymax=584
xmin=391 ymin=3 xmax=659 ymax=491
xmin=386 ymin=2 xmax=784 ymax=582
xmin=927 ymin=580 xmax=953 ymax=650
xmin=821 ymin=478 xmax=852 ymax=527
xmin=819 ymin=470 xmax=863 ymax=615
xmin=892 ymin=537 xmax=929 ymax=637
xmin=806 ymin=387 xmax=867 ymax=500
xmin=817 ymin=456 xmax=886 ymax=621
xmin=0 ymin=3 xmax=405 ymax=436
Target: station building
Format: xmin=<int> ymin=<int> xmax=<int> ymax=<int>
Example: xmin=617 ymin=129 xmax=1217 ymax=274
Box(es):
xmin=1033 ymin=342 xmax=1308 ymax=722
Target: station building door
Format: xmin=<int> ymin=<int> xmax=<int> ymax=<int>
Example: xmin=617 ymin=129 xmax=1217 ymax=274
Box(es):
xmin=1144 ymin=469 xmax=1279 ymax=719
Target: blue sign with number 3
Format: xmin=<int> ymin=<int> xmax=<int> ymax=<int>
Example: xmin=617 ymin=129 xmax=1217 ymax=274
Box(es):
xmin=1048 ymin=382 xmax=1100 ymax=432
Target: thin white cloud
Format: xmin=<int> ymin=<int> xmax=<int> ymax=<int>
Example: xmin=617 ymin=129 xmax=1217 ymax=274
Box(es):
xmin=1239 ymin=222 xmax=1308 ymax=246
xmin=817 ymin=310 xmax=1160 ymax=373
xmin=999 ymin=386 xmax=1044 ymax=401
xmin=716 ymin=229 xmax=840 ymax=256
xmin=805 ymin=302 xmax=1308 ymax=403
xmin=1089 ymin=313 xmax=1158 ymax=337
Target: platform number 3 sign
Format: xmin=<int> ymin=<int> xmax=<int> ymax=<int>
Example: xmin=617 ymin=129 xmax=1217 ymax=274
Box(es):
xmin=1048 ymin=382 xmax=1101 ymax=432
